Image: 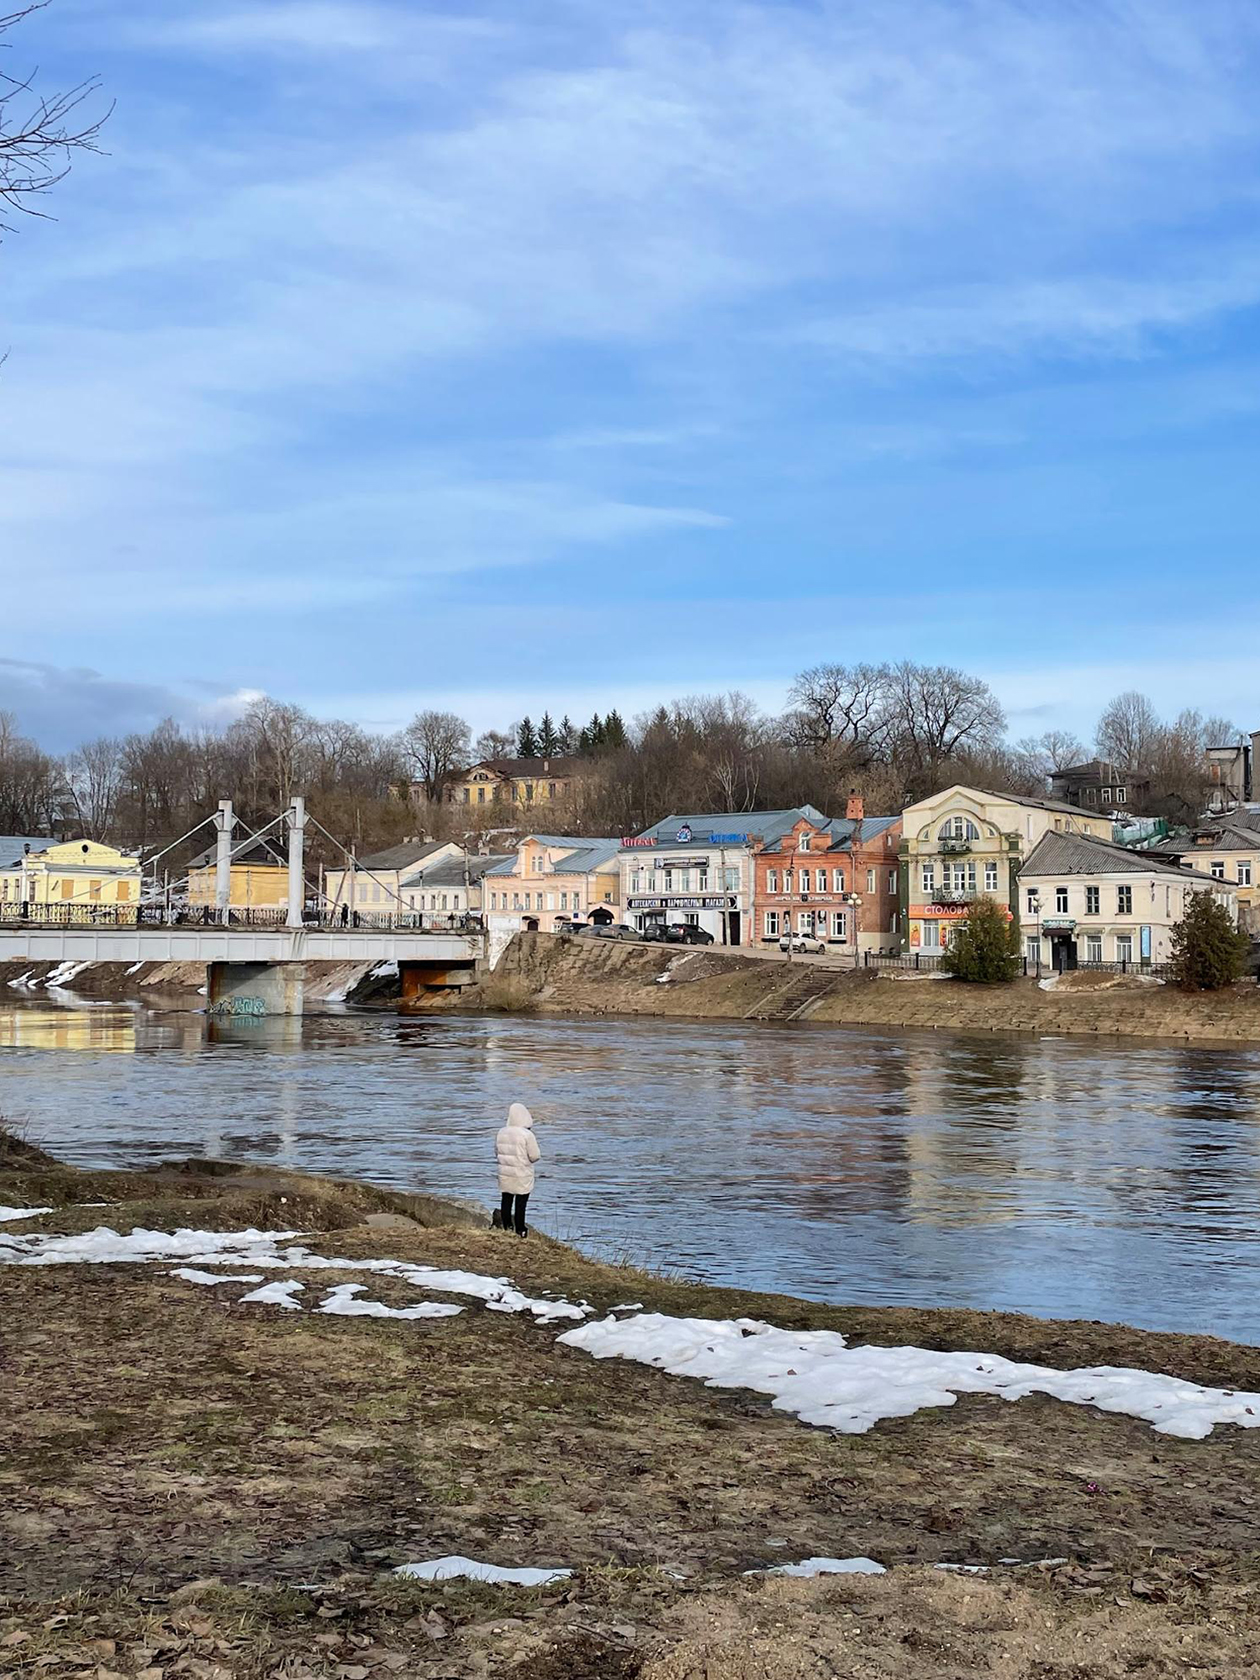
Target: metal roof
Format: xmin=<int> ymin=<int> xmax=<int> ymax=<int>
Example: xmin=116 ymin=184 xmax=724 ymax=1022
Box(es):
xmin=1022 ymin=829 xmax=1236 ymax=887
xmin=550 ymin=839 xmax=623 ymax=874
xmin=1182 ymin=821 xmax=1260 ymax=853
xmin=400 ymin=854 xmax=514 ymax=888
xmin=0 ymin=835 xmax=55 ymax=868
xmin=353 ymin=840 xmax=449 ymax=872
xmin=629 ymin=807 xmax=828 ymax=849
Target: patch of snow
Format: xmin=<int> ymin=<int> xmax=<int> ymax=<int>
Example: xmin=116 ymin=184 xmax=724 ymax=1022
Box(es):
xmin=170 ymin=1267 xmax=265 ymax=1286
xmin=370 ymin=960 xmax=398 ymax=979
xmin=241 ymin=1279 xmax=305 ymax=1310
xmin=196 ymin=985 xmax=208 ymax=995
xmin=611 ymin=1302 xmax=644 ymax=1312
xmin=0 ymin=1206 xmax=53 ymax=1223
xmin=749 ymin=1557 xmax=886 ymax=1578
xmin=936 ymin=1563 xmax=988 ymax=1574
xmin=0 ymin=1226 xmax=298 ymax=1267
xmin=7 ymin=971 xmax=34 ymax=988
xmin=557 ymin=1312 xmax=1260 ymax=1441
xmin=317 ymin=1283 xmax=463 ymax=1321
xmin=393 ymin=1556 xmax=571 ymax=1586
xmin=1037 ymin=975 xmax=1059 ymax=991
xmin=125 ymin=962 xmax=144 ymax=976
xmin=43 ymin=961 xmax=89 ymax=989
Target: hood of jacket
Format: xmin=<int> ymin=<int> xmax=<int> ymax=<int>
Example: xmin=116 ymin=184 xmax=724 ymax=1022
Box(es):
xmin=506 ymin=1102 xmax=535 ymax=1130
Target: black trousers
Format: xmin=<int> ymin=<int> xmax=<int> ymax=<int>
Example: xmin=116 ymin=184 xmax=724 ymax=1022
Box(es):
xmin=500 ymin=1192 xmax=529 ymax=1234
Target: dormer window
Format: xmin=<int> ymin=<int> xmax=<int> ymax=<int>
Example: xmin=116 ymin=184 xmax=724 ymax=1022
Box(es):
xmin=798 ymin=833 xmax=810 ymax=851
xmin=937 ymin=817 xmax=979 ymax=841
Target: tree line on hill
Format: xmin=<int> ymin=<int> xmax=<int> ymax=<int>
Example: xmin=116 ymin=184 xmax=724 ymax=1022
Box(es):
xmin=0 ymin=666 xmax=1243 ymax=872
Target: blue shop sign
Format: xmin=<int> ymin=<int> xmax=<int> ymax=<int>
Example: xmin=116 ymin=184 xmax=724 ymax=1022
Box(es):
xmin=707 ymin=831 xmax=751 ymax=843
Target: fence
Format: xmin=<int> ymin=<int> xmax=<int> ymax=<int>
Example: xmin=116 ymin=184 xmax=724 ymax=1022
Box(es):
xmin=863 ymin=951 xmax=1177 ymax=981
xmin=0 ymin=902 xmax=484 ymax=934
xmin=863 ymin=950 xmax=949 ymax=972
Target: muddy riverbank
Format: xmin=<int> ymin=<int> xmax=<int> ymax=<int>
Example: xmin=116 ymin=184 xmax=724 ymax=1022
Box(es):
xmin=5 ymin=1135 xmax=1260 ymax=1678
xmin=447 ymin=932 xmax=1260 ymax=1044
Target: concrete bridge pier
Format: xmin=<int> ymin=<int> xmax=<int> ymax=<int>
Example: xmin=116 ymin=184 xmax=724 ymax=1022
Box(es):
xmin=398 ymin=959 xmax=478 ymax=1011
xmin=207 ymin=961 xmax=304 ymax=1018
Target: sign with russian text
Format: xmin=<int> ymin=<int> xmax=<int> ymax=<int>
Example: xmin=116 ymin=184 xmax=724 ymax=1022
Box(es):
xmin=620 ymin=836 xmax=657 ymax=848
xmin=628 ymin=895 xmax=738 ymax=910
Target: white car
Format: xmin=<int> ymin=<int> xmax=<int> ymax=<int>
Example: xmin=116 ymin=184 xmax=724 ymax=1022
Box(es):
xmin=779 ymin=931 xmax=826 ymax=954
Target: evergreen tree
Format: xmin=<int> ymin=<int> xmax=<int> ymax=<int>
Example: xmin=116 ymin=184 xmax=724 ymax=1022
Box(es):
xmin=557 ymin=715 xmax=575 ymax=755
xmin=578 ymin=713 xmax=603 ymax=754
xmin=941 ymin=899 xmax=1022 ymax=984
xmin=537 ymin=712 xmax=558 ymax=756
xmin=516 ymin=716 xmax=538 ymax=758
xmin=1169 ymin=890 xmax=1250 ymax=990
xmin=603 ymin=709 xmax=627 ymax=750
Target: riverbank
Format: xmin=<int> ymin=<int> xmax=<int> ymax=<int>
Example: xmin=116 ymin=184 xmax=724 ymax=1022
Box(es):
xmin=5 ymin=1133 xmax=1260 ymax=1677
xmin=452 ymin=932 xmax=1260 ymax=1044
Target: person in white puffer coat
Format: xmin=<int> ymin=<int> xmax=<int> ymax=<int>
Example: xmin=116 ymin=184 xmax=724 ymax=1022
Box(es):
xmin=494 ymin=1102 xmax=541 ymax=1237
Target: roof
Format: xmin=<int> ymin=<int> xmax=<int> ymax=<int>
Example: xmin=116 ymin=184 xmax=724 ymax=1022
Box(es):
xmin=628 ymin=808 xmax=828 ymax=850
xmin=452 ymin=757 xmax=584 ymax=781
xmin=550 ymin=839 xmax=623 ymax=874
xmin=400 ymin=854 xmax=513 ymax=888
xmin=0 ymin=835 xmax=55 ymax=867
xmin=187 ymin=838 xmax=287 ymax=870
xmin=354 ymin=840 xmax=448 ymax=872
xmin=907 ymin=785 xmax=1108 ymax=821
xmin=485 ymin=835 xmax=620 ymax=877
xmin=1182 ymin=821 xmax=1260 ymax=853
xmin=1049 ymin=759 xmax=1131 ymax=783
xmin=1022 ymin=829 xmax=1237 ymax=888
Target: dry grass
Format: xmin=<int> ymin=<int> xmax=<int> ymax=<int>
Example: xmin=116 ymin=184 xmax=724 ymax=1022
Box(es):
xmin=6 ymin=1147 xmax=1260 ymax=1677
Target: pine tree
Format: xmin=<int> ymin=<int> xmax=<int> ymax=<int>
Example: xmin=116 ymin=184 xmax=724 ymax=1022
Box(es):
xmin=516 ymin=716 xmax=538 ymax=758
xmin=537 ymin=712 xmax=558 ymax=756
xmin=940 ymin=899 xmax=1022 ymax=984
xmin=1169 ymin=890 xmax=1250 ymax=990
xmin=603 ymin=709 xmax=627 ymax=749
xmin=578 ymin=713 xmax=603 ymax=754
xmin=557 ymin=715 xmax=574 ymax=755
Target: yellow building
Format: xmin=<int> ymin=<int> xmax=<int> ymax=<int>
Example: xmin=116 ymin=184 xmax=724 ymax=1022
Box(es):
xmin=324 ymin=840 xmax=460 ymax=916
xmin=1178 ymin=819 xmax=1259 ymax=932
xmin=0 ymin=838 xmax=142 ymax=919
xmin=186 ymin=840 xmax=289 ymax=910
xmin=899 ymin=786 xmax=1112 ymax=954
xmin=441 ymin=757 xmax=588 ymax=808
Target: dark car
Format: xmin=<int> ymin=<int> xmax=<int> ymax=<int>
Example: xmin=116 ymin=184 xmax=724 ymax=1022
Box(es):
xmin=641 ymin=923 xmax=670 ymax=942
xmin=666 ymin=923 xmax=714 ymax=945
xmin=579 ymin=922 xmax=641 ymax=941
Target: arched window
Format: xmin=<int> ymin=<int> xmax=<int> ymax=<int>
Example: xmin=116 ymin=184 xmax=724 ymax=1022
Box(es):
xmin=938 ymin=816 xmax=979 ymax=841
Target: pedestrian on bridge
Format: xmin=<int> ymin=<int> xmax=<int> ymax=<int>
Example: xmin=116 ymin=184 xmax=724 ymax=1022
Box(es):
xmin=494 ymin=1102 xmax=540 ymax=1238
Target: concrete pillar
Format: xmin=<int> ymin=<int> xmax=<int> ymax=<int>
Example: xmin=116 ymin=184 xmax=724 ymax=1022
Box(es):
xmin=207 ymin=961 xmax=304 ymax=1018
xmin=287 ymin=796 xmax=306 ymax=930
xmin=214 ymin=800 xmax=235 ymax=924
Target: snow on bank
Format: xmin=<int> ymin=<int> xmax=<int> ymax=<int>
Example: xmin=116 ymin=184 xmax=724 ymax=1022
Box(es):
xmin=0 ymin=1226 xmax=588 ymax=1322
xmin=318 ymin=1283 xmax=463 ymax=1321
xmin=750 ymin=1557 xmax=886 ymax=1578
xmin=171 ymin=1268 xmax=265 ymax=1286
xmin=242 ymin=1280 xmax=305 ymax=1311
xmin=394 ymin=1557 xmax=571 ymax=1586
xmin=43 ymin=961 xmax=90 ymax=989
xmin=0 ymin=1207 xmax=53 ymax=1223
xmin=558 ymin=1313 xmax=1260 ymax=1441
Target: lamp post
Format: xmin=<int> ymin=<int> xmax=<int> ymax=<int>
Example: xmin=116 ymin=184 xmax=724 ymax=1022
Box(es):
xmin=1027 ymin=890 xmax=1041 ymax=978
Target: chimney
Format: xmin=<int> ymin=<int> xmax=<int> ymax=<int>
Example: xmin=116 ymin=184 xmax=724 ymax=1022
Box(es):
xmin=543 ymin=759 xmax=550 ymax=773
xmin=845 ymin=793 xmax=864 ymax=823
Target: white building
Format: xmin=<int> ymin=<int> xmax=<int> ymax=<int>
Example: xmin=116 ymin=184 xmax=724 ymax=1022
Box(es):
xmin=1019 ymin=829 xmax=1239 ymax=972
xmin=483 ymin=834 xmax=621 ymax=963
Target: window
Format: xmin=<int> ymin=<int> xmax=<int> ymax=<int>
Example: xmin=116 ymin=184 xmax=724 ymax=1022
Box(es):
xmin=440 ymin=894 xmax=448 ymax=911
xmin=461 ymin=787 xmax=470 ymax=803
xmin=831 ymin=909 xmax=848 ymax=939
xmin=1026 ymin=888 xmax=1038 ymax=913
xmin=560 ymin=892 xmax=568 ymax=910
xmin=477 ymin=787 xmax=485 ymax=804
xmin=358 ymin=884 xmax=368 ymax=903
xmin=1085 ymin=787 xmax=1096 ymax=803
xmin=524 ymin=783 xmax=535 ymax=801
xmin=60 ymin=878 xmax=74 ymax=900
xmin=921 ymin=864 xmax=935 ymax=893
xmin=722 ymin=868 xmax=738 ymax=891
xmin=799 ymin=868 xmax=811 ymax=893
xmin=1116 ymin=934 xmax=1133 ymax=963
xmin=984 ymin=862 xmax=998 ymax=892
xmin=697 ymin=871 xmax=708 ymax=891
xmin=373 ymin=884 xmax=382 ymax=903
xmin=1117 ymin=885 xmax=1132 ymax=915
xmin=767 ymin=869 xmax=778 ymax=893
xmin=1054 ymin=886 xmax=1068 ymax=914
xmin=888 ymin=869 xmax=896 ymax=892
xmin=512 ymin=893 xmax=521 ymax=910
xmin=833 ymin=869 xmax=846 ymax=893
xmin=536 ymin=893 xmax=544 ymax=910
xmin=1211 ymin=860 xmax=1225 ymax=879
xmin=546 ymin=893 xmax=555 ymax=910
xmin=938 ymin=817 xmax=979 ymax=841
xmin=922 ymin=920 xmax=942 ymax=949
xmin=548 ymin=783 xmax=556 ymax=799
xmin=764 ymin=911 xmax=779 ymax=936
xmin=1101 ymin=787 xmax=1111 ymax=801
xmin=1085 ymin=886 xmax=1100 ymax=915
xmin=1025 ymin=936 xmax=1041 ymax=963
xmin=1115 ymin=788 xmax=1126 ymax=804
xmin=89 ymin=879 xmax=102 ymax=902
xmin=1240 ymin=861 xmax=1253 ymax=886
xmin=1086 ymin=935 xmax=1103 ymax=963
xmin=798 ymin=832 xmax=810 ymax=851
xmin=117 ymin=881 xmax=131 ymax=902
xmin=866 ymin=869 xmax=876 ymax=893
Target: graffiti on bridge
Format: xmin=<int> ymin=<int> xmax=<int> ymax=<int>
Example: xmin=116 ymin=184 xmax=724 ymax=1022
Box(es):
xmin=208 ymin=995 xmax=266 ymax=1018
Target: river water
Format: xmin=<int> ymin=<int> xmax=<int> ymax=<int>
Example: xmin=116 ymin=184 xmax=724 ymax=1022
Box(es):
xmin=3 ymin=995 xmax=1260 ymax=1341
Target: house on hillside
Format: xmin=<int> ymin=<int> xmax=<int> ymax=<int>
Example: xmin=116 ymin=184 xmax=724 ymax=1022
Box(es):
xmin=751 ymin=798 xmax=902 ymax=953
xmin=899 ymin=786 xmax=1112 ymax=956
xmin=1019 ymin=830 xmax=1239 ymax=972
xmin=438 ymin=758 xmax=592 ymax=809
xmin=0 ymin=838 xmax=142 ymax=920
xmin=1176 ymin=819 xmax=1260 ymax=932
xmin=1049 ymin=760 xmax=1149 ymax=814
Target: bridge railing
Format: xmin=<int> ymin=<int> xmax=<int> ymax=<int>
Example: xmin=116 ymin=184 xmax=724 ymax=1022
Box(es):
xmin=0 ymin=903 xmax=484 ymax=934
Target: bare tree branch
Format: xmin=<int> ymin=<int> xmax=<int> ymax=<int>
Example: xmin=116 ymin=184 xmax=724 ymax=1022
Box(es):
xmin=0 ymin=3 xmax=110 ymax=234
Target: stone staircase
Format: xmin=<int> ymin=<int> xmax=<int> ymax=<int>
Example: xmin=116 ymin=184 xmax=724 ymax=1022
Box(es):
xmin=743 ymin=965 xmax=845 ymax=1022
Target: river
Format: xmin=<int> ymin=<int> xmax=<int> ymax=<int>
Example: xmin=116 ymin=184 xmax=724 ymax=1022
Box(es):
xmin=3 ymin=994 xmax=1260 ymax=1341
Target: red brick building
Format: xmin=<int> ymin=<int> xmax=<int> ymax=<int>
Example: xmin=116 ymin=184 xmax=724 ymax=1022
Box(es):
xmin=751 ymin=798 xmax=902 ymax=955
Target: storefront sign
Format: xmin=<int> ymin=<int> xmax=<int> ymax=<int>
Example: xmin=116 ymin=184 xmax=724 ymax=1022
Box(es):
xmin=675 ymin=825 xmax=693 ymax=842
xmin=1042 ymin=917 xmax=1076 ymax=931
xmin=914 ymin=903 xmax=972 ymax=919
xmin=628 ymin=895 xmax=738 ymax=910
xmin=707 ymin=832 xmax=752 ymax=844
xmin=620 ymin=836 xmax=657 ymax=848
xmin=660 ymin=857 xmax=709 ymax=870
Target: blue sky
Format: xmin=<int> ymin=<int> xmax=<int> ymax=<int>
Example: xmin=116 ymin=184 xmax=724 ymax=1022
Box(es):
xmin=3 ymin=0 xmax=1260 ymax=751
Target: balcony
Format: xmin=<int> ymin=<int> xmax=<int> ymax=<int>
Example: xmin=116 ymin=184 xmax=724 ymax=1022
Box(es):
xmin=931 ymin=888 xmax=978 ymax=905
xmin=938 ymin=839 xmax=972 ymax=855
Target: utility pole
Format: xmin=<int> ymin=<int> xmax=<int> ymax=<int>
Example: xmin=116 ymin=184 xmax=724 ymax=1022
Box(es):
xmin=214 ymin=800 xmax=234 ymax=926
xmin=287 ymin=796 xmax=306 ymax=931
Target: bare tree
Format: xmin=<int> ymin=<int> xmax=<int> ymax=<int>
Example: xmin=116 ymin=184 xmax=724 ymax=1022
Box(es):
xmin=65 ymin=734 xmax=121 ymax=838
xmin=473 ymin=727 xmax=515 ymax=762
xmin=785 ymin=662 xmax=890 ymax=757
xmin=1 ymin=4 xmax=108 ymax=234
xmin=0 ymin=707 xmax=66 ymax=831
xmin=885 ymin=663 xmax=1006 ymax=793
xmin=401 ymin=709 xmax=471 ymax=802
xmin=1036 ymin=729 xmax=1085 ymax=771
xmin=1095 ymin=691 xmax=1160 ymax=772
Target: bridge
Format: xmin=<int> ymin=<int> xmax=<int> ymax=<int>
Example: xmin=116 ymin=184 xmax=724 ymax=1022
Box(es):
xmin=0 ymin=798 xmax=484 ymax=1014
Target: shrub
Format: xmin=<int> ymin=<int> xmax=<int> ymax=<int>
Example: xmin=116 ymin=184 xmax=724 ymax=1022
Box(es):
xmin=1168 ymin=891 xmax=1251 ymax=991
xmin=940 ymin=898 xmax=1022 ymax=984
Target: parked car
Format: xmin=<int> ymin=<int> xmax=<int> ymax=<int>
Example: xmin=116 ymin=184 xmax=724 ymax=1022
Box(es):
xmin=667 ymin=923 xmax=714 ymax=945
xmin=779 ymin=931 xmax=826 ymax=954
xmin=597 ymin=923 xmax=642 ymax=941
xmin=641 ymin=923 xmax=671 ymax=942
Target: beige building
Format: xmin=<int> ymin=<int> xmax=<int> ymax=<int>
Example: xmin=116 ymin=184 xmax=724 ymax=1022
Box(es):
xmin=441 ymin=757 xmax=590 ymax=809
xmin=0 ymin=838 xmax=142 ymax=920
xmin=1177 ymin=818 xmax=1260 ymax=932
xmin=899 ymin=786 xmax=1112 ymax=955
xmin=399 ymin=853 xmax=513 ymax=920
xmin=187 ymin=839 xmax=288 ymax=911
xmin=484 ymin=835 xmax=621 ymax=963
xmin=1020 ymin=830 xmax=1239 ymax=971
xmin=324 ymin=839 xmax=460 ymax=918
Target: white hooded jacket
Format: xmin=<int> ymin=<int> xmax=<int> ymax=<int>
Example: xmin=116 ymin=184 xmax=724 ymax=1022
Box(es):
xmin=496 ymin=1103 xmax=541 ymax=1195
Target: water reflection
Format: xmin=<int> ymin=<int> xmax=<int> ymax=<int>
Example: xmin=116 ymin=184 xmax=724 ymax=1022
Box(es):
xmin=3 ymin=996 xmax=1260 ymax=1341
